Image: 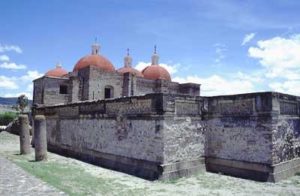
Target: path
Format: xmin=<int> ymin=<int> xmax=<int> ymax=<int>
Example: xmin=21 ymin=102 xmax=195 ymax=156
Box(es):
xmin=0 ymin=154 xmax=65 ymax=196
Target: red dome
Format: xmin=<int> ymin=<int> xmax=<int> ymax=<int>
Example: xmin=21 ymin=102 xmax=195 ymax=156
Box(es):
xmin=117 ymin=67 xmax=144 ymax=77
xmin=45 ymin=66 xmax=68 ymax=77
xmin=73 ymin=54 xmax=115 ymax=72
xmin=142 ymin=65 xmax=171 ymax=81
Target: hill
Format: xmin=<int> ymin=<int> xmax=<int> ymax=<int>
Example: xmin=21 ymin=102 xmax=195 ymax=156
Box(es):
xmin=0 ymin=97 xmax=33 ymax=106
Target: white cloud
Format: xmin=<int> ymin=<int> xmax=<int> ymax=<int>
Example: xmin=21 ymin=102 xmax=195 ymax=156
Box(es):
xmin=0 ymin=76 xmax=19 ymax=89
xmin=173 ymin=74 xmax=255 ymax=96
xmin=20 ymin=70 xmax=43 ymax=81
xmin=0 ymin=55 xmax=9 ymax=62
xmin=269 ymin=80 xmax=300 ymax=95
xmin=0 ymin=70 xmax=43 ymax=98
xmin=213 ymin=43 xmax=227 ymax=64
xmin=135 ymin=61 xmax=178 ymax=75
xmin=242 ymin=33 xmax=256 ymax=46
xmin=0 ymin=44 xmax=22 ymax=53
xmin=0 ymin=62 xmax=26 ymax=70
xmin=248 ymin=34 xmax=300 ymax=79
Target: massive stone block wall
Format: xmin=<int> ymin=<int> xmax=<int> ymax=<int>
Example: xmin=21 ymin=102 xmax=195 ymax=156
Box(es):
xmin=204 ymin=92 xmax=300 ymax=182
xmin=33 ymin=91 xmax=300 ymax=182
xmin=271 ymin=93 xmax=300 ymax=180
xmin=35 ymin=93 xmax=206 ymax=180
xmin=205 ymin=93 xmax=273 ymax=164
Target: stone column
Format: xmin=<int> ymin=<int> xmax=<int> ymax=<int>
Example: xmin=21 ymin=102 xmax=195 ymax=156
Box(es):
xmin=34 ymin=115 xmax=47 ymax=161
xmin=19 ymin=114 xmax=31 ymax=155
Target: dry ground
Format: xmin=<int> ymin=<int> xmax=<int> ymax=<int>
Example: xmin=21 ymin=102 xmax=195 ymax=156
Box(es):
xmin=1 ymin=131 xmax=300 ymax=196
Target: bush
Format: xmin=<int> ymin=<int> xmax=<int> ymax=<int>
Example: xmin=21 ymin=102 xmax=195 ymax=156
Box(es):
xmin=0 ymin=112 xmax=18 ymax=126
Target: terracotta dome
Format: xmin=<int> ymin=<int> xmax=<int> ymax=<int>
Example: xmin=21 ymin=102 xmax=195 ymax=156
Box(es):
xmin=73 ymin=54 xmax=115 ymax=72
xmin=45 ymin=65 xmax=68 ymax=77
xmin=117 ymin=67 xmax=143 ymax=77
xmin=142 ymin=65 xmax=171 ymax=81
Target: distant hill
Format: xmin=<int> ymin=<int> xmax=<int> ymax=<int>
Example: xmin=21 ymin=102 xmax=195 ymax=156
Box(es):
xmin=0 ymin=97 xmax=32 ymax=106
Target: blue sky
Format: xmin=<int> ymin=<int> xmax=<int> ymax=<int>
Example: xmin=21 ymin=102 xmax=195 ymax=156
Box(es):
xmin=1 ymin=0 xmax=300 ymax=97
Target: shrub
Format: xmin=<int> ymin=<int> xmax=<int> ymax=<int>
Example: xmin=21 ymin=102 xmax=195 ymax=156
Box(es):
xmin=0 ymin=112 xmax=18 ymax=126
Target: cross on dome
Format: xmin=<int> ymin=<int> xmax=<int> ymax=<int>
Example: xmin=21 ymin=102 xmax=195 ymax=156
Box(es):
xmin=91 ymin=38 xmax=100 ymax=55
xmin=151 ymin=45 xmax=159 ymax=65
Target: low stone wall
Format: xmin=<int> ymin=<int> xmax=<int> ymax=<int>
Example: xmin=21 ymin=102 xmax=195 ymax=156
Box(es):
xmin=34 ymin=92 xmax=300 ymax=182
xmin=204 ymin=92 xmax=300 ymax=182
xmin=34 ymin=93 xmax=206 ymax=180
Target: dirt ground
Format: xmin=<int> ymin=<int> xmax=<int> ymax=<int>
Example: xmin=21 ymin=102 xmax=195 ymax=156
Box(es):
xmin=1 ymin=131 xmax=300 ymax=196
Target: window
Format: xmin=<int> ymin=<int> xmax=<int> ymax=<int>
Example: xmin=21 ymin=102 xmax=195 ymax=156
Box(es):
xmin=104 ymin=86 xmax=114 ymax=99
xmin=59 ymin=85 xmax=68 ymax=94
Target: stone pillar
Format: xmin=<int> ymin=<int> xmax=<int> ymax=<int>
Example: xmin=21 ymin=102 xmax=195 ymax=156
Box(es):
xmin=19 ymin=114 xmax=31 ymax=155
xmin=30 ymin=119 xmax=35 ymax=147
xmin=34 ymin=115 xmax=47 ymax=161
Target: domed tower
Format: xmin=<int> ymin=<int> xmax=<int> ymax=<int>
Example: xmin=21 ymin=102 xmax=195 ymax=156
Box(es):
xmin=142 ymin=46 xmax=171 ymax=81
xmin=73 ymin=41 xmax=115 ymax=72
xmin=45 ymin=63 xmax=68 ymax=77
xmin=117 ymin=49 xmax=143 ymax=77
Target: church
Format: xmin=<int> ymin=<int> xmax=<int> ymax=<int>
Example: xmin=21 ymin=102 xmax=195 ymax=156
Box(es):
xmin=33 ymin=43 xmax=199 ymax=106
xmin=32 ymin=42 xmax=300 ymax=182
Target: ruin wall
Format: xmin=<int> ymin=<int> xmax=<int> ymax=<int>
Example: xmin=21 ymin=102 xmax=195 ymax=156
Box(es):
xmin=35 ymin=93 xmax=205 ymax=180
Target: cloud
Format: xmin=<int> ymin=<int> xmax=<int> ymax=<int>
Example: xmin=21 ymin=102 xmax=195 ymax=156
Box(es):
xmin=135 ymin=61 xmax=178 ymax=75
xmin=269 ymin=80 xmax=300 ymax=95
xmin=0 ymin=44 xmax=22 ymax=53
xmin=248 ymin=34 xmax=300 ymax=79
xmin=213 ymin=43 xmax=227 ymax=65
xmin=0 ymin=55 xmax=10 ymax=62
xmin=20 ymin=70 xmax=43 ymax=81
xmin=0 ymin=70 xmax=43 ymax=98
xmin=0 ymin=62 xmax=27 ymax=70
xmin=242 ymin=33 xmax=256 ymax=45
xmin=0 ymin=76 xmax=19 ymax=89
xmin=173 ymin=74 xmax=255 ymax=96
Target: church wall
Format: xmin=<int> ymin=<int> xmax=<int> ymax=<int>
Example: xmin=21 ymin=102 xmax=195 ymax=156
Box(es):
xmin=85 ymin=66 xmax=123 ymax=100
xmin=33 ymin=78 xmax=44 ymax=104
xmin=33 ymin=77 xmax=69 ymax=105
xmin=135 ymin=78 xmax=157 ymax=95
xmin=43 ymin=77 xmax=69 ymax=105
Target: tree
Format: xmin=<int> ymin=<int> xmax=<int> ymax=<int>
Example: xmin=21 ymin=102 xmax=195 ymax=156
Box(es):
xmin=17 ymin=94 xmax=29 ymax=113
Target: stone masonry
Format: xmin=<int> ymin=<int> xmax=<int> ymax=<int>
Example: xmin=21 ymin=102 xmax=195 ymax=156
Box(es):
xmin=33 ymin=91 xmax=300 ymax=182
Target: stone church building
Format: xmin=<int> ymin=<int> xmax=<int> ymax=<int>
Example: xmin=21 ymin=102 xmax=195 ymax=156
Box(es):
xmin=33 ymin=42 xmax=300 ymax=182
xmin=33 ymin=43 xmax=199 ymax=106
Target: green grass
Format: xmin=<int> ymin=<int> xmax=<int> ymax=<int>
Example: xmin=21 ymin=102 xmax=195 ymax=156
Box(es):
xmin=7 ymin=154 xmax=140 ymax=196
xmin=0 ymin=112 xmax=18 ymax=125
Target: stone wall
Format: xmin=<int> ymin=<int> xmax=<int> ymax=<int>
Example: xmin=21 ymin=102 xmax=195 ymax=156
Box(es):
xmin=33 ymin=77 xmax=69 ymax=105
xmin=271 ymin=93 xmax=300 ymax=166
xmin=35 ymin=93 xmax=206 ymax=180
xmin=34 ymin=91 xmax=300 ymax=182
xmin=87 ymin=66 xmax=124 ymax=100
xmin=204 ymin=92 xmax=300 ymax=181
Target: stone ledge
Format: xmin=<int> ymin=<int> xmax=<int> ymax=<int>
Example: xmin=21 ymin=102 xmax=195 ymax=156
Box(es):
xmin=206 ymin=157 xmax=300 ymax=182
xmin=206 ymin=157 xmax=272 ymax=182
xmin=48 ymin=144 xmax=206 ymax=181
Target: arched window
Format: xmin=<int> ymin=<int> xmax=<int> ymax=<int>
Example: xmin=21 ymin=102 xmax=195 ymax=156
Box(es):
xmin=104 ymin=85 xmax=114 ymax=99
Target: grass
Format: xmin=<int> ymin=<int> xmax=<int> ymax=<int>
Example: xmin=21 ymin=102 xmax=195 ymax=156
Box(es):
xmin=0 ymin=111 xmax=18 ymax=125
xmin=8 ymin=154 xmax=143 ymax=196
